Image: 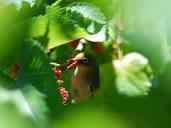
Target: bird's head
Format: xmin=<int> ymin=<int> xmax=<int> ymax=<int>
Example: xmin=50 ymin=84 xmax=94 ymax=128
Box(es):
xmin=67 ymin=52 xmax=89 ymax=69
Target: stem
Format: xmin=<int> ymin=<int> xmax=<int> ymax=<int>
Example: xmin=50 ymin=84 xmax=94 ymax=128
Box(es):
xmin=49 ymin=62 xmax=60 ymax=67
xmin=113 ymin=19 xmax=124 ymax=60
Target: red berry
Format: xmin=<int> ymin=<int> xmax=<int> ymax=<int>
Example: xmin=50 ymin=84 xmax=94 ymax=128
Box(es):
xmin=58 ymin=87 xmax=69 ymax=105
xmin=63 ymin=97 xmax=67 ymax=101
xmin=52 ymin=68 xmax=62 ymax=79
xmin=55 ymin=70 xmax=62 ymax=78
xmin=62 ymin=93 xmax=68 ymax=98
xmin=60 ymin=87 xmax=65 ymax=91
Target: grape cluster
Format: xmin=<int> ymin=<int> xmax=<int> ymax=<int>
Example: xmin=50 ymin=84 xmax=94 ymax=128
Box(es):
xmin=58 ymin=87 xmax=69 ymax=105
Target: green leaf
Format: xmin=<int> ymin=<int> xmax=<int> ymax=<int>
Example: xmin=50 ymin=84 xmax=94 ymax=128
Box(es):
xmin=17 ymin=39 xmax=56 ymax=93
xmin=4 ymin=0 xmax=34 ymax=6
xmin=113 ymin=52 xmax=154 ymax=96
xmin=120 ymin=0 xmax=171 ymax=76
xmin=0 ymin=85 xmax=48 ymax=122
xmin=0 ymin=101 xmax=35 ymax=128
xmin=85 ymin=25 xmax=108 ymax=42
xmin=29 ymin=15 xmax=49 ymax=38
xmin=59 ymin=0 xmax=120 ymax=20
xmin=0 ymin=3 xmax=30 ymax=63
xmin=125 ymin=31 xmax=171 ymax=76
xmin=47 ymin=20 xmax=72 ymax=49
xmin=59 ymin=2 xmax=106 ymax=34
xmin=67 ymin=2 xmax=106 ymax=24
xmin=21 ymin=85 xmax=48 ymax=122
xmin=41 ymin=2 xmax=110 ymax=49
xmin=0 ymin=71 xmax=16 ymax=89
xmin=45 ymin=0 xmax=61 ymax=20
xmin=17 ymin=39 xmax=65 ymax=116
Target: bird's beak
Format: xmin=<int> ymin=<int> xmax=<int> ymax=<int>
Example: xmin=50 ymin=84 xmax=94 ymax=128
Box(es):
xmin=67 ymin=59 xmax=80 ymax=69
xmin=67 ymin=52 xmax=85 ymax=69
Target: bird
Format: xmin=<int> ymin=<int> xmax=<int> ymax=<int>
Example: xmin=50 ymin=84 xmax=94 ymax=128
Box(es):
xmin=67 ymin=52 xmax=100 ymax=103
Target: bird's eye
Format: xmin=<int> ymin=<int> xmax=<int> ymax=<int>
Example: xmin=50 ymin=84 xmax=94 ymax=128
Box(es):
xmin=82 ymin=57 xmax=88 ymax=63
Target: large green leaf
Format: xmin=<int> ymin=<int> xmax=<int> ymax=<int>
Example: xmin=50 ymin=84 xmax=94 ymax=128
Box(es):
xmin=47 ymin=20 xmax=72 ymax=49
xmin=0 ymin=3 xmax=29 ymax=63
xmin=29 ymin=15 xmax=49 ymax=38
xmin=0 ymin=101 xmax=35 ymax=128
xmin=18 ymin=40 xmax=56 ymax=93
xmin=59 ymin=2 xmax=106 ymax=33
xmin=0 ymin=85 xmax=48 ymax=123
xmin=29 ymin=2 xmax=110 ymax=49
xmin=0 ymin=59 xmax=48 ymax=122
xmin=59 ymin=0 xmax=120 ymax=20
xmin=21 ymin=85 xmax=48 ymax=122
xmin=17 ymin=39 xmax=65 ymax=117
xmin=113 ymin=52 xmax=153 ymax=96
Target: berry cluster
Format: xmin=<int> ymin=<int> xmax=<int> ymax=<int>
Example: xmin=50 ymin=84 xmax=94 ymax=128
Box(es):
xmin=59 ymin=87 xmax=70 ymax=106
xmin=52 ymin=67 xmax=69 ymax=105
xmin=52 ymin=68 xmax=64 ymax=84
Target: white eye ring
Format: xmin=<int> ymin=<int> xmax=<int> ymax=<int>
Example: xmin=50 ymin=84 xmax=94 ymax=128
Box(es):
xmin=82 ymin=57 xmax=88 ymax=63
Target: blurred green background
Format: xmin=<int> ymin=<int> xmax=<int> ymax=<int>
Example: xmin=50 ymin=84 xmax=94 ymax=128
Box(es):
xmin=0 ymin=0 xmax=171 ymax=128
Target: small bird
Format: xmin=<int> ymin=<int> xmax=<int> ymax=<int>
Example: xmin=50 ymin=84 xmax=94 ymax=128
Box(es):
xmin=67 ymin=52 xmax=100 ymax=103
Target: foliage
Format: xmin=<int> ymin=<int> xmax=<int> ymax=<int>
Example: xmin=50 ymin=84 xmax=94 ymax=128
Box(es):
xmin=0 ymin=0 xmax=171 ymax=128
xmin=113 ymin=52 xmax=153 ymax=96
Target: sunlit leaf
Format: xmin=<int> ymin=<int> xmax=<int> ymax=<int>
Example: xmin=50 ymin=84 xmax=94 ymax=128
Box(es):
xmin=29 ymin=15 xmax=49 ymax=38
xmin=58 ymin=2 xmax=107 ymax=35
xmin=113 ymin=52 xmax=153 ymax=96
xmin=0 ymin=101 xmax=35 ymax=128
xmin=0 ymin=85 xmax=48 ymax=122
